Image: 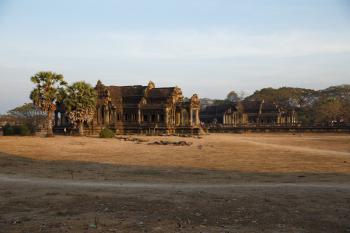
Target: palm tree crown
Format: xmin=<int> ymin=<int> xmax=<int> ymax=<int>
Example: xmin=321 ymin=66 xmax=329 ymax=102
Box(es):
xmin=64 ymin=81 xmax=97 ymax=135
xmin=30 ymin=71 xmax=67 ymax=136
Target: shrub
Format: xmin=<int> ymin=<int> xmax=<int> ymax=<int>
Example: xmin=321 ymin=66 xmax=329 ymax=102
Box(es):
xmin=16 ymin=125 xmax=32 ymax=136
xmin=26 ymin=124 xmax=38 ymax=134
xmin=2 ymin=124 xmax=32 ymax=136
xmin=3 ymin=124 xmax=15 ymax=136
xmin=99 ymin=128 xmax=115 ymax=138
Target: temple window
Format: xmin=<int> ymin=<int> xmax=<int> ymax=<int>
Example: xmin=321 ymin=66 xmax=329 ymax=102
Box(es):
xmin=151 ymin=114 xmax=156 ymax=122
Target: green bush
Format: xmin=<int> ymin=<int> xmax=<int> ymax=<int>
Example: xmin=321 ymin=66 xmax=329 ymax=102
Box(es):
xmin=3 ymin=124 xmax=15 ymax=136
xmin=99 ymin=128 xmax=115 ymax=138
xmin=2 ymin=124 xmax=32 ymax=136
xmin=26 ymin=124 xmax=38 ymax=134
xmin=16 ymin=125 xmax=32 ymax=136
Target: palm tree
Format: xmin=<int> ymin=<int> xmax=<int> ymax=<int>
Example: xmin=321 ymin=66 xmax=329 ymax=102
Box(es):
xmin=30 ymin=71 xmax=67 ymax=137
xmin=64 ymin=81 xmax=97 ymax=136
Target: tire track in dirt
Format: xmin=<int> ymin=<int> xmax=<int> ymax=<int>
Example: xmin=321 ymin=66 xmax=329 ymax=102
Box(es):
xmin=1 ymin=174 xmax=350 ymax=190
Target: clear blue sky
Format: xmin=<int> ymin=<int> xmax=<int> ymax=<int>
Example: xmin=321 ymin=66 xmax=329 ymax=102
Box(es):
xmin=0 ymin=0 xmax=350 ymax=113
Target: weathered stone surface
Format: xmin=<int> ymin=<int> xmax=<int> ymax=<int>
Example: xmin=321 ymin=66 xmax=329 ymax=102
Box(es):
xmin=55 ymin=81 xmax=201 ymax=135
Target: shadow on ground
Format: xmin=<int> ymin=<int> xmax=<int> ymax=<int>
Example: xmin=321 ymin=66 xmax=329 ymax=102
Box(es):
xmin=1 ymin=152 xmax=350 ymax=233
xmin=1 ymin=152 xmax=350 ymax=184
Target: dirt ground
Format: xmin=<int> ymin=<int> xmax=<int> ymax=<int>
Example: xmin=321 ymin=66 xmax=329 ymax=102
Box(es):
xmin=0 ymin=133 xmax=350 ymax=232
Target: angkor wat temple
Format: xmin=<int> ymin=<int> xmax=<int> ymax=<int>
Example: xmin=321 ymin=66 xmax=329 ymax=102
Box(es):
xmin=54 ymin=80 xmax=299 ymax=135
xmin=200 ymin=100 xmax=297 ymax=126
xmin=54 ymin=81 xmax=201 ymax=134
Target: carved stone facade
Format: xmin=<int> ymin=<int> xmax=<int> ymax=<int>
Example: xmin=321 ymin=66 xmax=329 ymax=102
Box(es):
xmin=200 ymin=100 xmax=297 ymax=126
xmin=55 ymin=81 xmax=201 ymax=134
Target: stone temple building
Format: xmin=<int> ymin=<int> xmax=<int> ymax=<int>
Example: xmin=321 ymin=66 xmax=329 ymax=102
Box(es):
xmin=55 ymin=81 xmax=201 ymax=134
xmin=200 ymin=100 xmax=297 ymax=126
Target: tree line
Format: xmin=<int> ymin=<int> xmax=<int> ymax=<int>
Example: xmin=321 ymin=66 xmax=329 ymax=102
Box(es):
xmin=1 ymin=71 xmax=97 ymax=137
xmin=205 ymin=86 xmax=350 ymax=125
xmin=245 ymin=86 xmax=350 ymax=125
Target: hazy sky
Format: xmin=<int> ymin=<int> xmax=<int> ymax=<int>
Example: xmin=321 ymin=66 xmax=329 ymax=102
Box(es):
xmin=1 ymin=0 xmax=350 ymax=113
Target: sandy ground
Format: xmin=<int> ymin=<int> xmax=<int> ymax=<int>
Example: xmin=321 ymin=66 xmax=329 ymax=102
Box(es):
xmin=0 ymin=133 xmax=350 ymax=173
xmin=0 ymin=133 xmax=350 ymax=232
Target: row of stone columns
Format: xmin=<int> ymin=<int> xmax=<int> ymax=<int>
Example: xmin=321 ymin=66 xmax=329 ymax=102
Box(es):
xmin=96 ymin=105 xmax=112 ymax=125
xmin=223 ymin=113 xmax=240 ymax=125
xmin=176 ymin=108 xmax=200 ymax=126
xmin=96 ymin=105 xmax=200 ymax=127
xmin=189 ymin=109 xmax=200 ymax=126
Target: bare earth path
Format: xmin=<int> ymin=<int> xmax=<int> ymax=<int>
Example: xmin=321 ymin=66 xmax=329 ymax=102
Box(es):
xmin=1 ymin=174 xmax=350 ymax=190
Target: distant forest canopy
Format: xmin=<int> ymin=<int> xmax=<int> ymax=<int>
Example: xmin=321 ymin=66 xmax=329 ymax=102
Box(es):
xmin=201 ymin=85 xmax=350 ymax=125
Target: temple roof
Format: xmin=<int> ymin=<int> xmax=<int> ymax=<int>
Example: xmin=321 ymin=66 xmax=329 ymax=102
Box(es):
xmin=238 ymin=101 xmax=261 ymax=112
xmin=261 ymin=102 xmax=280 ymax=113
xmin=95 ymin=80 xmax=191 ymax=107
xmin=105 ymin=86 xmax=145 ymax=105
xmin=108 ymin=85 xmax=147 ymax=98
xmin=101 ymin=84 xmax=179 ymax=106
xmin=201 ymin=101 xmax=281 ymax=115
xmin=148 ymin=87 xmax=175 ymax=98
xmin=237 ymin=101 xmax=279 ymax=113
xmin=201 ymin=103 xmax=238 ymax=115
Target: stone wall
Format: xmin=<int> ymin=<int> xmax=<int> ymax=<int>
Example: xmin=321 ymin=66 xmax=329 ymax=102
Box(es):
xmin=207 ymin=125 xmax=350 ymax=133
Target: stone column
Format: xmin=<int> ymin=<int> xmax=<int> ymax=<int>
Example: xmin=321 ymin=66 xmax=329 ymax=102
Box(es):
xmin=104 ymin=107 xmax=109 ymax=125
xmin=196 ymin=109 xmax=199 ymax=125
xmin=169 ymin=109 xmax=172 ymax=125
xmin=112 ymin=110 xmax=116 ymax=124
xmin=165 ymin=109 xmax=168 ymax=126
xmin=189 ymin=109 xmax=193 ymax=126
xmin=181 ymin=111 xmax=184 ymax=126
xmin=97 ymin=106 xmax=101 ymax=125
xmin=177 ymin=112 xmax=181 ymax=126
xmin=173 ymin=109 xmax=176 ymax=125
xmin=138 ymin=109 xmax=141 ymax=124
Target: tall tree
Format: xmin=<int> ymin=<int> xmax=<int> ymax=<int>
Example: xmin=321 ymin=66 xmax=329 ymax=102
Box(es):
xmin=30 ymin=71 xmax=67 ymax=137
xmin=314 ymin=98 xmax=347 ymax=124
xmin=7 ymin=103 xmax=46 ymax=129
xmin=64 ymin=81 xmax=97 ymax=136
xmin=226 ymin=90 xmax=240 ymax=102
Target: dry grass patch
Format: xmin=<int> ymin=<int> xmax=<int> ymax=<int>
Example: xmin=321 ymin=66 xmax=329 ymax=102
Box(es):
xmin=0 ymin=133 xmax=349 ymax=173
